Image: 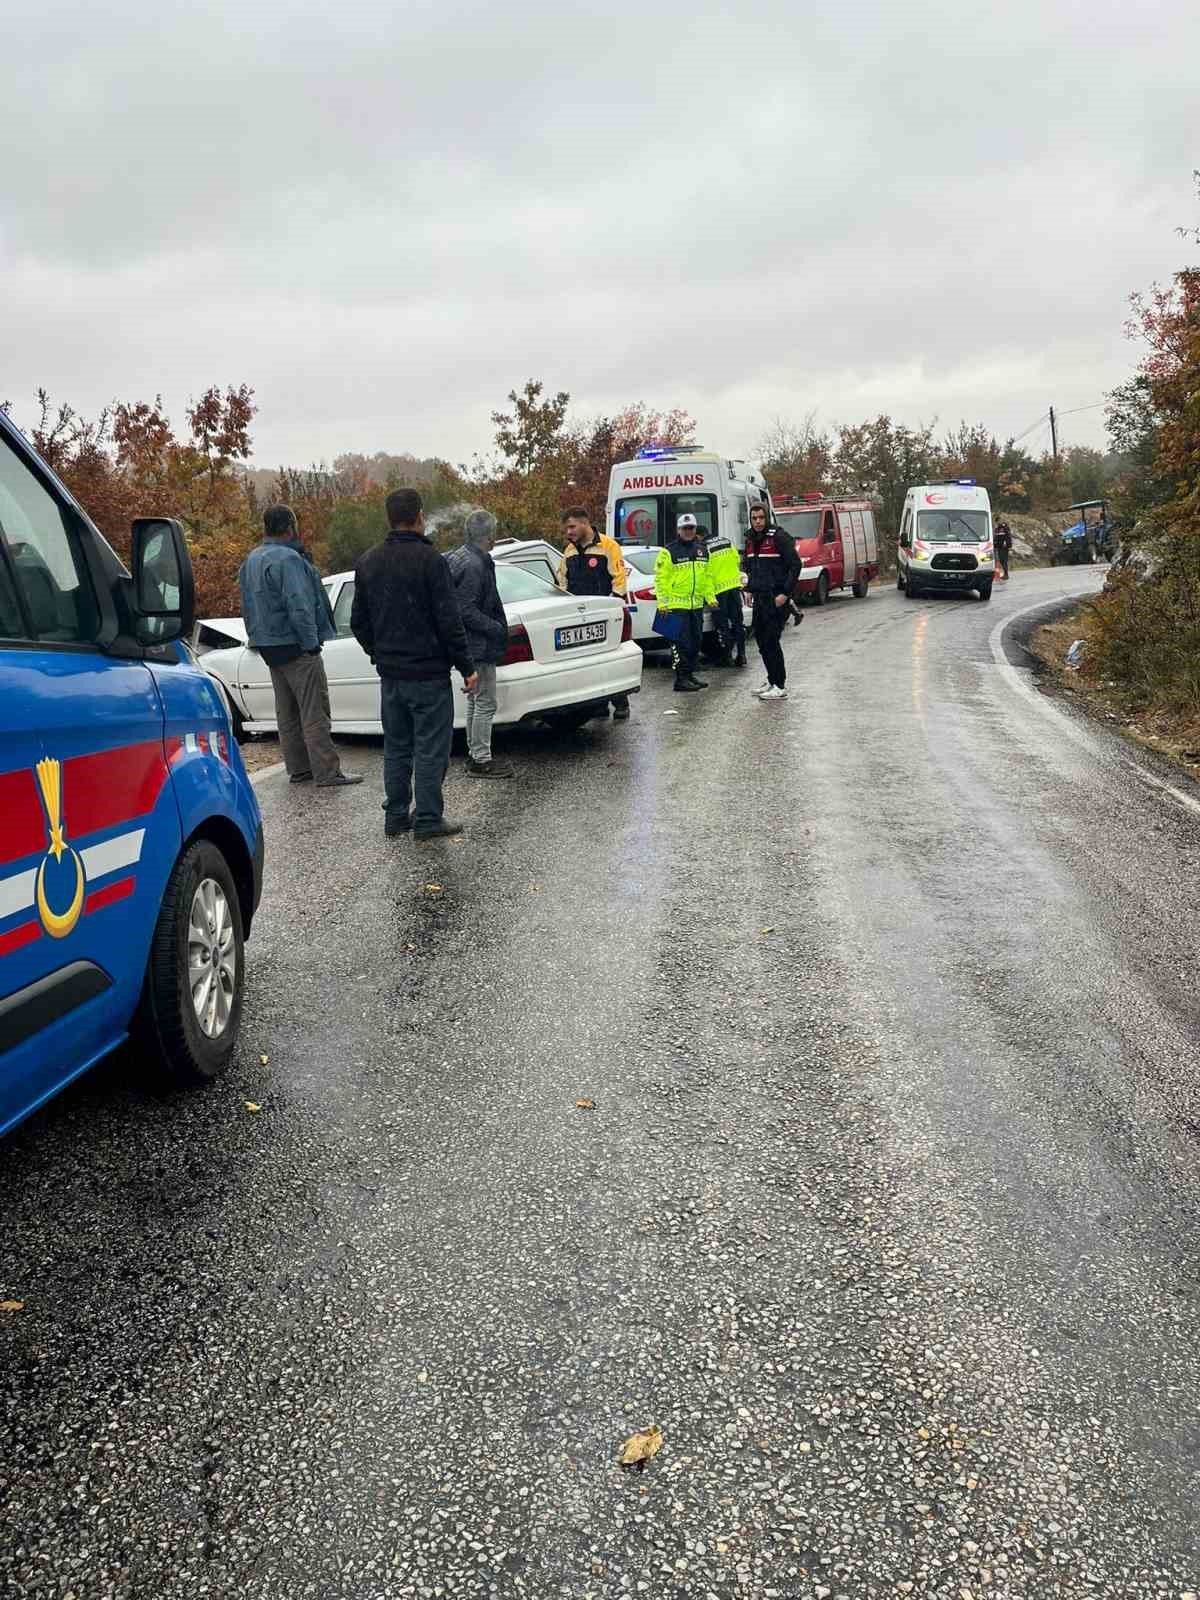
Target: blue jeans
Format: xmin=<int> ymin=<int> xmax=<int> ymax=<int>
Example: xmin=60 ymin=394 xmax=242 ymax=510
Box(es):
xmin=380 ymin=676 xmax=454 ymax=831
xmin=465 ymin=663 xmax=498 ymax=763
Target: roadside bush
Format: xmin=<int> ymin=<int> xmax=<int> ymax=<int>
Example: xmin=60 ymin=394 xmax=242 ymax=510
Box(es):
xmin=1086 ymin=562 xmax=1200 ymax=712
xmin=1085 ymin=251 xmax=1200 ymax=711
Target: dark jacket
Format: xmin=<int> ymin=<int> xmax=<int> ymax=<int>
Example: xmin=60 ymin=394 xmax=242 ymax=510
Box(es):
xmin=744 ymin=522 xmax=803 ymax=598
xmin=994 ymin=524 xmax=1013 ymax=553
xmin=445 ymin=543 xmax=509 ymax=666
xmin=350 ymin=531 xmax=475 ymax=682
xmin=239 ymin=538 xmax=337 ymax=654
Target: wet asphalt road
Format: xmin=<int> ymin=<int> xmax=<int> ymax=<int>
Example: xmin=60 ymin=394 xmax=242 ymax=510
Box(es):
xmin=3 ymin=567 xmax=1199 ymax=1600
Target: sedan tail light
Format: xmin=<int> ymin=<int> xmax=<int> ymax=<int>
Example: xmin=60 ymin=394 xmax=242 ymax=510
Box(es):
xmin=500 ymin=624 xmax=534 ymax=666
xmin=632 ymin=585 xmax=656 ymax=602
xmin=621 ymin=608 xmax=633 ymax=643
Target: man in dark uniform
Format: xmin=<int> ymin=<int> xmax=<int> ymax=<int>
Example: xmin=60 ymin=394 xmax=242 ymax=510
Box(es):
xmin=743 ymin=502 xmax=803 ymax=700
xmin=994 ymin=520 xmax=1013 ymax=580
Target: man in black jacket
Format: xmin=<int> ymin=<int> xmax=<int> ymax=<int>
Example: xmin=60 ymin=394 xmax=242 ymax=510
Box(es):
xmin=744 ymin=502 xmax=804 ymax=700
xmin=351 ymin=489 xmax=478 ymax=840
xmin=994 ymin=520 xmax=1013 ymax=580
xmin=446 ymin=509 xmax=513 ymax=779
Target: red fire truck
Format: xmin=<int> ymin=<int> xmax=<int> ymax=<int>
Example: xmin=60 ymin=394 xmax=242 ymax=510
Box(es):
xmin=772 ymin=495 xmax=880 ymax=605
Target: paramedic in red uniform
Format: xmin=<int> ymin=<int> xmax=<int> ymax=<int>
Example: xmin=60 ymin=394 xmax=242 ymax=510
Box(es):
xmin=743 ymin=502 xmax=803 ymax=701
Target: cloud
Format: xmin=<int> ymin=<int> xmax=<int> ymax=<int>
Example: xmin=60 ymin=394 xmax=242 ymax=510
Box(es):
xmin=3 ymin=0 xmax=1196 ymax=467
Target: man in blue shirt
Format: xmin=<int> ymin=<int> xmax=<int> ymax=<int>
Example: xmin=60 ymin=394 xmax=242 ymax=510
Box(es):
xmin=238 ymin=506 xmax=362 ymax=788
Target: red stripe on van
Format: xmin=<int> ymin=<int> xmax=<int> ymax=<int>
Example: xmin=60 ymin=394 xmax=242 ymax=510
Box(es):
xmin=64 ymin=743 xmax=170 ymax=838
xmin=0 ymin=770 xmax=46 ymax=867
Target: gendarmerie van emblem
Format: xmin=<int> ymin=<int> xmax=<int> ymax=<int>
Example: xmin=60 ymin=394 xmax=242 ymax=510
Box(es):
xmin=35 ymin=758 xmax=85 ymax=939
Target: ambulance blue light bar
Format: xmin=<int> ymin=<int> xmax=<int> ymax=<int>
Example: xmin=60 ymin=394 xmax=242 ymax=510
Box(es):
xmin=638 ymin=444 xmax=704 ymax=459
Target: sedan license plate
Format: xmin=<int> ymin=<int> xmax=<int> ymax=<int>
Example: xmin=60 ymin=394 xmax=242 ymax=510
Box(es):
xmin=555 ymin=621 xmax=607 ymax=650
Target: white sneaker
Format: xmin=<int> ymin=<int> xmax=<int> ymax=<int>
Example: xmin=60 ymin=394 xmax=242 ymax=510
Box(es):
xmin=757 ymin=685 xmax=788 ymax=700
xmin=750 ymin=680 xmax=770 ymax=696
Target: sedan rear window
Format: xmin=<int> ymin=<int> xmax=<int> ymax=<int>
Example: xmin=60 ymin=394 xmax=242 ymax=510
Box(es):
xmin=495 ymin=565 xmax=558 ymax=603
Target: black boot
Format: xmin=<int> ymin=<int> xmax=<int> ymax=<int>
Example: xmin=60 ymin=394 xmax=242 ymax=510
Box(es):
xmin=673 ymin=677 xmax=701 ymax=693
xmin=734 ymin=646 xmax=747 ymax=669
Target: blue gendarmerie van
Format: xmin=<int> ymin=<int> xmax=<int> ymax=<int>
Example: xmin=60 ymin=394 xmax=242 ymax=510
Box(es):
xmin=0 ymin=407 xmax=263 ymax=1136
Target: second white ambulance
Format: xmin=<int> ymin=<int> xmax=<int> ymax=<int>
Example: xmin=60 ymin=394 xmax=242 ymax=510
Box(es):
xmin=897 ymin=480 xmax=995 ymax=601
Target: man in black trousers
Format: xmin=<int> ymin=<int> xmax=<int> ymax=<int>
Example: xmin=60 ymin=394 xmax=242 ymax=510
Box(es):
xmin=351 ymin=489 xmax=478 ymax=840
xmin=743 ymin=502 xmax=803 ymax=701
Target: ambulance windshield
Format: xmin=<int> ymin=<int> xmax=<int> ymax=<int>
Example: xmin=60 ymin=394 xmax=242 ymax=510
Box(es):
xmin=916 ymin=509 xmax=990 ymax=544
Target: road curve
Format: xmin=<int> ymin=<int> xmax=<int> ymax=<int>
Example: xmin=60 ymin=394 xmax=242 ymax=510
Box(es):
xmin=3 ymin=566 xmax=1198 ymax=1600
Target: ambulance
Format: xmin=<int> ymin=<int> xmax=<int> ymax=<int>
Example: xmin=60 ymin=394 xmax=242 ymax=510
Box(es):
xmin=606 ymin=446 xmax=770 ymax=553
xmin=897 ymin=480 xmax=995 ymax=601
xmin=0 ymin=407 xmax=263 ymax=1136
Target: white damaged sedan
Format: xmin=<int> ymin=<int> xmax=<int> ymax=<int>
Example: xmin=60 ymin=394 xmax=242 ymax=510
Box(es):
xmin=201 ymin=565 xmax=643 ymax=738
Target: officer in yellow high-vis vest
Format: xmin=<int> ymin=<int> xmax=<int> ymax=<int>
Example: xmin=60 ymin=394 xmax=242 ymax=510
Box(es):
xmin=654 ymin=513 xmax=717 ymax=692
xmin=705 ymin=531 xmax=746 ymax=669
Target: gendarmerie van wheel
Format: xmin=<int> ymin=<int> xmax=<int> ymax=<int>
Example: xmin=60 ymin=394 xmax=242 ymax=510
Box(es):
xmin=136 ymin=839 xmax=245 ymax=1085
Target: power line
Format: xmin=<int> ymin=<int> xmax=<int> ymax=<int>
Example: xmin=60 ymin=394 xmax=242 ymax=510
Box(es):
xmin=1011 ymin=412 xmax=1049 ymax=445
xmin=1057 ymin=402 xmax=1106 ymax=418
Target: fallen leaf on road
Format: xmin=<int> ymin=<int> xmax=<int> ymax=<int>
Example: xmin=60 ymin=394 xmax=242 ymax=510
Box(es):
xmin=417 ymin=1370 xmax=429 ymax=1384
xmin=662 ymin=710 xmax=680 ymax=716
xmin=619 ymin=1424 xmax=664 ymax=1467
xmin=244 ymin=1102 xmax=261 ymax=1114
xmin=576 ymin=1098 xmax=595 ymax=1111
xmin=423 ymin=883 xmax=442 ymax=893
xmin=260 ymin=1054 xmax=269 ymax=1065
xmin=0 ymin=1300 xmax=24 ymax=1313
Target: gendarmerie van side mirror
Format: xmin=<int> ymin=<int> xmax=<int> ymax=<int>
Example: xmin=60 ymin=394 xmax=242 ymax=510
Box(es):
xmin=131 ymin=517 xmax=196 ymax=646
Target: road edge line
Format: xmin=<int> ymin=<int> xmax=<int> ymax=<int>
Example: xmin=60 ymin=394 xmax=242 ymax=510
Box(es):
xmin=989 ymin=599 xmax=1200 ymax=820
xmin=249 ymin=761 xmax=286 ymax=788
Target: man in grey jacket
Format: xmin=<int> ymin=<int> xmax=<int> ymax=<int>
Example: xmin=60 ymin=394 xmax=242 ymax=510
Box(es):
xmin=445 ymin=509 xmax=513 ymax=778
xmin=237 ymin=505 xmax=361 ymax=788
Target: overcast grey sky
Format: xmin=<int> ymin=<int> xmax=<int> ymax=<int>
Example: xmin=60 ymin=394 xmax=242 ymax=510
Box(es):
xmin=3 ymin=0 xmax=1196 ymax=469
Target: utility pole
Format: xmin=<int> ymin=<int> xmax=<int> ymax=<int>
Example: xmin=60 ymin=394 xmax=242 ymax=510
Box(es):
xmin=1049 ymin=405 xmax=1059 ymax=462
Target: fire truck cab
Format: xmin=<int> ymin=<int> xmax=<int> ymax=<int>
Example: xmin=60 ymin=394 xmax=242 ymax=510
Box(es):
xmin=772 ymin=495 xmax=879 ymax=605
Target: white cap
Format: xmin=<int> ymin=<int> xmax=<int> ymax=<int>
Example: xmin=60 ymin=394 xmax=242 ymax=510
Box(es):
xmin=676 ymin=513 xmax=698 ymax=529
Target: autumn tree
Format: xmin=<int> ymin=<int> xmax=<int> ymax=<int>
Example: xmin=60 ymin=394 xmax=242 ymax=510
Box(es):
xmin=757 ymin=413 xmax=833 ymax=500
xmin=833 ymin=415 xmax=940 ymax=545
xmin=564 ymin=403 xmax=698 ymax=524
xmin=1087 ymin=184 xmax=1200 ymax=711
xmin=491 ymin=380 xmax=571 ymax=473
xmin=15 ymin=386 xmax=258 ymax=613
xmin=324 ymin=461 xmax=468 ymax=570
